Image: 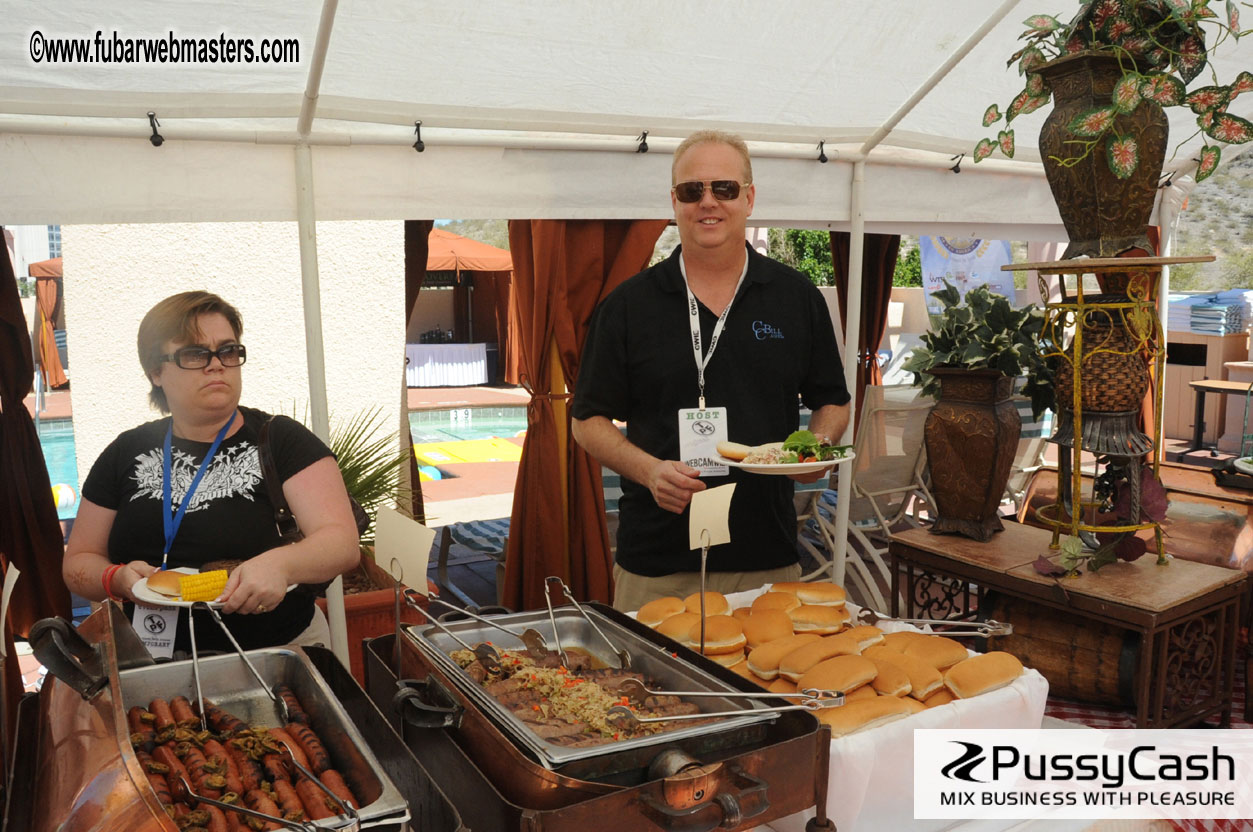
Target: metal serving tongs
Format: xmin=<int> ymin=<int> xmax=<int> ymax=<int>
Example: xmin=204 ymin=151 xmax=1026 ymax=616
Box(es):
xmin=545 ymin=575 xmax=631 ymax=670
xmin=425 ymin=595 xmax=551 ymax=659
xmin=606 ymin=691 xmax=845 ymax=725
xmin=403 ymin=588 xmax=503 ymax=673
xmin=613 ymin=677 xmax=842 ymax=707
xmin=188 ymin=602 xmax=290 ymax=728
xmin=854 ymin=608 xmax=1013 ymax=638
xmin=174 ymin=767 xmax=360 ymax=832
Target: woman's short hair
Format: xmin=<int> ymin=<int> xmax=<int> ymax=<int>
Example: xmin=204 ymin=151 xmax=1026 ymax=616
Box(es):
xmin=138 ymin=291 xmax=243 ymax=413
xmin=671 ymin=130 xmax=753 ymax=185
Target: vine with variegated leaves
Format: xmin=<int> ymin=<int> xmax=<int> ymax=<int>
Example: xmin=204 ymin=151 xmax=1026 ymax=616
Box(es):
xmin=976 ymin=0 xmax=1251 ymax=182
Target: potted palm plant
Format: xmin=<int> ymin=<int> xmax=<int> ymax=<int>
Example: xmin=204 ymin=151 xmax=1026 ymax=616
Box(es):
xmin=974 ymin=0 xmax=1252 ymax=258
xmin=311 ymin=406 xmax=426 ymax=683
xmin=903 ymin=282 xmax=1054 ymax=541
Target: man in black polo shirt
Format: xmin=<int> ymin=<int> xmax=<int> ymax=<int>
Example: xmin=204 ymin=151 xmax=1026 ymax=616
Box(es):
xmin=572 ymin=129 xmax=851 ymax=611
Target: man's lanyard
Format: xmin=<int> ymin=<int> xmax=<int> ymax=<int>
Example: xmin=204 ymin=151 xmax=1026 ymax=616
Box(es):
xmin=162 ymin=414 xmax=234 ymax=565
xmin=680 ymin=253 xmax=749 ymax=409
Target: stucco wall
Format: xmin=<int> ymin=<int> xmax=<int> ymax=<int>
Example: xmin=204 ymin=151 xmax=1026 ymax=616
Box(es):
xmin=62 ymin=221 xmax=404 ymax=481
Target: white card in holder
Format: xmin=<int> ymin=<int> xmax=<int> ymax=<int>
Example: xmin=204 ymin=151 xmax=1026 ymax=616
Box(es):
xmin=132 ymin=604 xmax=178 ymax=660
xmin=678 ymin=406 xmax=729 ymax=477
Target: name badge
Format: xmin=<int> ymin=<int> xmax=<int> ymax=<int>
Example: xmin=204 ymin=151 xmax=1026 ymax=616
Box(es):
xmin=132 ymin=604 xmax=178 ymax=660
xmin=678 ymin=407 xmax=729 ymax=477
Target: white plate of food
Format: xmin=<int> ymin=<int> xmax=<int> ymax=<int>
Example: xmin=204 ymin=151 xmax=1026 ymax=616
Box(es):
xmin=716 ymin=437 xmax=856 ymax=476
xmin=132 ymin=567 xmax=296 ymax=608
xmin=131 ymin=567 xmax=221 ymax=608
xmin=1235 ymin=457 xmax=1253 ymax=475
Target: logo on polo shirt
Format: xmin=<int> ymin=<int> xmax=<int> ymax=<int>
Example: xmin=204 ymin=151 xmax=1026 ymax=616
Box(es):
xmin=753 ymin=321 xmax=784 ymax=340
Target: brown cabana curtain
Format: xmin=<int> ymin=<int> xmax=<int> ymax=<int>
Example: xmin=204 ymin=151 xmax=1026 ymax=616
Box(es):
xmin=1 ymin=232 xmax=72 ymax=744
xmin=469 ymin=270 xmax=512 ymax=382
xmin=830 ymin=232 xmax=899 ymax=425
xmin=502 ymin=219 xmax=667 ymax=610
xmin=404 ymin=220 xmax=434 ymax=523
xmin=34 ymin=275 xmax=67 ymax=389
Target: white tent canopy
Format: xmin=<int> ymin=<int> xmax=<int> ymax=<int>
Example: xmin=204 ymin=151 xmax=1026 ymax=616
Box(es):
xmin=3 ymin=0 xmax=1248 ymax=662
xmin=2 ymin=0 xmax=1247 ymax=229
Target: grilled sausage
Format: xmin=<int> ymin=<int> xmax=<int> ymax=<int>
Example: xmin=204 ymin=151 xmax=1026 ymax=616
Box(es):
xmin=145 ymin=770 xmax=172 ymax=806
xmin=284 ymin=722 xmax=331 ymax=773
xmin=203 ymin=806 xmax=229 ymax=832
xmin=260 ymin=753 xmax=290 ymax=783
xmin=294 ymin=778 xmax=335 ymax=820
xmin=136 ymin=749 xmax=168 ymax=776
xmin=319 ymin=770 xmax=359 ymax=810
xmin=203 ymin=704 xmax=246 ymax=737
xmin=128 ymin=720 xmax=156 ymax=751
xmin=149 ymin=698 xmax=176 ymax=731
xmin=170 ymin=695 xmax=198 ymax=726
xmin=225 ymin=745 xmax=262 ymax=793
xmin=274 ymin=685 xmax=309 ymax=725
xmin=202 ymin=740 xmax=244 ymax=797
xmin=181 ymin=746 xmax=224 ymax=799
xmin=266 ymin=727 xmax=309 ymax=772
xmin=270 ymin=780 xmax=306 ymax=821
xmin=242 ymin=790 xmax=283 ymax=831
xmin=153 ymin=745 xmax=193 ymax=799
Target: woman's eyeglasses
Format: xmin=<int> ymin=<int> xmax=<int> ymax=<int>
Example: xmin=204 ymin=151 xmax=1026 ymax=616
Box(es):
xmin=160 ymin=344 xmax=247 ymax=369
xmin=672 ymin=180 xmax=750 ymax=203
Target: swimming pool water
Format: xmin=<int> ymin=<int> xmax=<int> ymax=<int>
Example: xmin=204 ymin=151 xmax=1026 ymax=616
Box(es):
xmin=37 ymin=419 xmax=80 ymax=520
xmin=409 ymin=406 xmax=528 ymax=443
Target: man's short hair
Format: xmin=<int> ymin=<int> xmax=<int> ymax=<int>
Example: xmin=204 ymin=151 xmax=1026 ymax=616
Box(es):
xmin=137 ymin=290 xmax=243 ymax=413
xmin=672 ymin=130 xmax=753 ymax=185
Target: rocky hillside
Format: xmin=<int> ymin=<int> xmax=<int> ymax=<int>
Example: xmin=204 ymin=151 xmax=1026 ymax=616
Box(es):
xmin=1171 ymin=150 xmax=1253 ymax=291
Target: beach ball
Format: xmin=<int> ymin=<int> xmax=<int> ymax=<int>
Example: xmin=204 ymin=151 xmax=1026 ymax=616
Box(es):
xmin=51 ymin=483 xmax=77 ymax=508
xmin=419 ymin=465 xmax=443 ymax=482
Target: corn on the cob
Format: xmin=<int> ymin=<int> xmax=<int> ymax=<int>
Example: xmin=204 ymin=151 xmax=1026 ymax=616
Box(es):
xmin=179 ymin=570 xmax=228 ymax=602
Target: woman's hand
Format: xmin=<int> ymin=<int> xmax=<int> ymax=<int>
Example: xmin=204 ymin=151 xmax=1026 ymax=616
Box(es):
xmin=112 ymin=560 xmax=157 ymax=601
xmin=218 ymin=553 xmax=291 ymax=614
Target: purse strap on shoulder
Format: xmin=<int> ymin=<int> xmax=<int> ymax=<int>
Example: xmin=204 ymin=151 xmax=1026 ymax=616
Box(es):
xmin=259 ymin=415 xmax=302 ymax=540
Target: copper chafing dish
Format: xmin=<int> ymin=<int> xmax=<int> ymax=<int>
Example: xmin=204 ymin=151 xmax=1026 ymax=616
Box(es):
xmin=366 ymin=601 xmax=835 ymax=832
xmin=10 ymin=602 xmax=459 ymax=832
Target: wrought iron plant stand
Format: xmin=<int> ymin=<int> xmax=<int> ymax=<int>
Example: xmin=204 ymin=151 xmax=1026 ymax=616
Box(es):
xmin=1007 ymin=256 xmax=1212 ymax=558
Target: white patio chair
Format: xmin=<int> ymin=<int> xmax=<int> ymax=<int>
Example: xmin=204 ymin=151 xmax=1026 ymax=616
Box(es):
xmin=797 ymin=385 xmax=935 ymax=611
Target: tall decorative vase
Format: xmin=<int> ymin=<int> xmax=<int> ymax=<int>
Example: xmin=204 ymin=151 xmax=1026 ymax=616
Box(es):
xmin=924 ymin=368 xmax=1020 ymax=542
xmin=1037 ymin=51 xmax=1168 ymax=259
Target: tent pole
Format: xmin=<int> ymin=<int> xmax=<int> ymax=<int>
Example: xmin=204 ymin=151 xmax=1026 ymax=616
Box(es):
xmin=297 ymin=0 xmax=340 ymax=137
xmin=294 ymin=142 xmax=349 ymax=667
xmin=831 ymin=161 xmax=865 ymax=587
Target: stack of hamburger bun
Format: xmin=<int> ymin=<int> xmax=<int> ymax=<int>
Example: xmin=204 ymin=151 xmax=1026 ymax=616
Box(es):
xmin=637 ymin=582 xmax=1027 ymax=737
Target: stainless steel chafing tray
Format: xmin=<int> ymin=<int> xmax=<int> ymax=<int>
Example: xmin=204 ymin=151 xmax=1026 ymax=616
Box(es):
xmin=118 ymin=647 xmax=410 ymax=829
xmin=403 ymin=606 xmax=775 ymax=769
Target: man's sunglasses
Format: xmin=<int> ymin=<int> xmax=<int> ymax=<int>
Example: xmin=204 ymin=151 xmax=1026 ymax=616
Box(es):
xmin=160 ymin=344 xmax=247 ymax=369
xmin=672 ymin=180 xmax=750 ymax=203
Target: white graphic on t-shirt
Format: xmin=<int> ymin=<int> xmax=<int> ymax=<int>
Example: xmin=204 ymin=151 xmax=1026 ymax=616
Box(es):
xmin=129 ymin=443 xmax=262 ymax=511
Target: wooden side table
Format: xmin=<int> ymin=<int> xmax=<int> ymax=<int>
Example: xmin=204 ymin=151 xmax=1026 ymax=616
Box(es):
xmin=889 ymin=523 xmax=1246 ymax=728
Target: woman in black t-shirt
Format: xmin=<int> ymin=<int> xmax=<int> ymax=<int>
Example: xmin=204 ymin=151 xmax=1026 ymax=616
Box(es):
xmin=63 ymin=291 xmax=360 ymax=652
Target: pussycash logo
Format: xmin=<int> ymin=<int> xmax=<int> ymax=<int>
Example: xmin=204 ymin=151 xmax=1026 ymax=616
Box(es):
xmin=939 ymin=741 xmax=1234 ymax=789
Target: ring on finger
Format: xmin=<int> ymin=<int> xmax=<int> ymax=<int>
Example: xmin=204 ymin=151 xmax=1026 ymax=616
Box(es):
xmin=257 ymin=602 xmax=267 ymax=612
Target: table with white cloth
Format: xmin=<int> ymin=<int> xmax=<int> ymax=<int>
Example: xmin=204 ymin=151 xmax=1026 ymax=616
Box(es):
xmin=405 ymin=342 xmax=489 ymax=387
xmin=705 ymin=586 xmax=1050 ymax=832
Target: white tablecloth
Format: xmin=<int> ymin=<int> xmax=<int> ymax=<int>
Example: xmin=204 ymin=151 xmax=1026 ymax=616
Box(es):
xmin=405 ymin=343 xmax=488 ymax=387
xmin=711 ymin=587 xmax=1051 ymax=832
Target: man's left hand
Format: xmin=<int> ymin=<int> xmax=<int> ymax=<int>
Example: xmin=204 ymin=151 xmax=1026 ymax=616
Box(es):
xmin=788 ymin=467 xmax=832 ymax=485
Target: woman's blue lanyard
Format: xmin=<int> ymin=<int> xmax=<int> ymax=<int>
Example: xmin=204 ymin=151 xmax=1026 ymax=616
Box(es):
xmin=161 ymin=414 xmax=234 ymax=569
